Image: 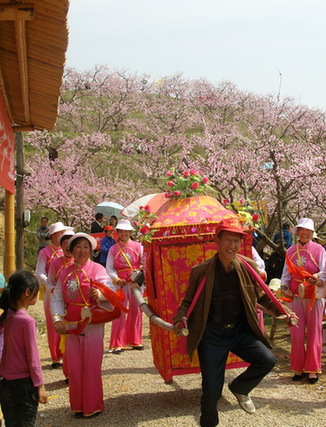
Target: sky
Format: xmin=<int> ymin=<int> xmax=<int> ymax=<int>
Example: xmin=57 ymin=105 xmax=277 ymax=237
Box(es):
xmin=66 ymin=0 xmax=326 ymax=111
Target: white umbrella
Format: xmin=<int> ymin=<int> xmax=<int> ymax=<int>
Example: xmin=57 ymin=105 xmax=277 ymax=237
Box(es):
xmin=94 ymin=201 xmax=124 ymax=218
xmin=121 ymin=193 xmax=166 ymax=217
xmin=121 ymin=194 xmax=159 ymax=217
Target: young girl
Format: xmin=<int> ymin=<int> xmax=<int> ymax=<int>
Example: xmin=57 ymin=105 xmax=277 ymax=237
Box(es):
xmin=0 ymin=270 xmax=48 ymax=426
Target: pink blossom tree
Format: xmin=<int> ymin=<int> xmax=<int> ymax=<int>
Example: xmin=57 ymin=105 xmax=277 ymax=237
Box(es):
xmin=120 ymin=74 xmax=196 ymax=187
xmin=24 ymin=131 xmax=141 ymax=229
xmin=24 ymin=68 xmax=326 ymax=243
xmin=185 ymin=90 xmax=326 ymax=247
xmin=58 ymin=65 xmax=148 ymax=135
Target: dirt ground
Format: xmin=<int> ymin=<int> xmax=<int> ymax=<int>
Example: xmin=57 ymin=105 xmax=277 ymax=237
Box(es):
xmin=1 ymin=212 xmax=325 ymax=426
xmin=28 ymin=300 xmax=326 ymax=427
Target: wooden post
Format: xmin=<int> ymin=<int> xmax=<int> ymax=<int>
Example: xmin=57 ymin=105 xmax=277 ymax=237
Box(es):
xmin=15 ymin=132 xmax=24 ymax=269
xmin=4 ymin=190 xmax=15 ymax=279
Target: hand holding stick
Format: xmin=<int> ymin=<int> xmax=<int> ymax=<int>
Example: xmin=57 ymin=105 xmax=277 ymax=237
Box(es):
xmin=173 ymin=317 xmax=189 ymax=336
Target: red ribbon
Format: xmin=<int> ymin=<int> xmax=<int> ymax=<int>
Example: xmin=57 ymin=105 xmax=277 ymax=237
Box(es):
xmin=239 ymin=257 xmax=290 ymax=317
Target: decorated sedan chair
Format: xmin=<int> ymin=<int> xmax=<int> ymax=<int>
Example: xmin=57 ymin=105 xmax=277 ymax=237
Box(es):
xmin=142 ymin=192 xmax=255 ymax=382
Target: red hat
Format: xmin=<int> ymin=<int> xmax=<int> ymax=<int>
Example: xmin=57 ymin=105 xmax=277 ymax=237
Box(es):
xmin=104 ymin=225 xmax=114 ymax=231
xmin=215 ymin=217 xmax=247 ymax=237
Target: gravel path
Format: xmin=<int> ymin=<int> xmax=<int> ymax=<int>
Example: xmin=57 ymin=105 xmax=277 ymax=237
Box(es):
xmin=29 ymin=301 xmax=326 ymax=427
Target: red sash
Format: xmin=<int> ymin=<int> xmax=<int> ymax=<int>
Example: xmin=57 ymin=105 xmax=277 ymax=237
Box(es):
xmin=285 ymin=253 xmax=315 ymax=310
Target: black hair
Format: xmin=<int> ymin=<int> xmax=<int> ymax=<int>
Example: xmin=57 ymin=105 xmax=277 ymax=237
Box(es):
xmin=69 ymin=236 xmax=92 ymax=252
xmin=41 ymin=216 xmax=48 ymax=221
xmin=0 ymin=270 xmax=39 ymax=326
xmin=95 ymin=213 xmax=103 ymax=221
xmin=60 ymin=235 xmax=72 ymax=246
xmin=110 ymin=215 xmax=118 ymax=221
xmin=283 ymin=222 xmax=290 ymax=229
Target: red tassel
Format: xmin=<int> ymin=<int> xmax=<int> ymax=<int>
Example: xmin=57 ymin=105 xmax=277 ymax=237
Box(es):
xmin=116 ymin=287 xmax=125 ymax=301
xmin=66 ymin=318 xmax=90 ymax=335
xmin=279 ymin=297 xmax=293 ymax=303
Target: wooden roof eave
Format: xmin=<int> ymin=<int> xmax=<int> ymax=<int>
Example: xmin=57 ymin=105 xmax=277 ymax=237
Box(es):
xmin=0 ymin=0 xmax=69 ymax=131
xmin=15 ymin=19 xmax=30 ymax=124
xmin=0 ymin=2 xmax=34 ymax=127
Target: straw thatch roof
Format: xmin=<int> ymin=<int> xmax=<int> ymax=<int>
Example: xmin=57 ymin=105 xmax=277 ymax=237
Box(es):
xmin=0 ymin=0 xmax=69 ymax=131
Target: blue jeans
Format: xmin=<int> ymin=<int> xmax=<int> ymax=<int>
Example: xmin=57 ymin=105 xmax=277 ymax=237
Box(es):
xmin=197 ymin=321 xmax=276 ymax=427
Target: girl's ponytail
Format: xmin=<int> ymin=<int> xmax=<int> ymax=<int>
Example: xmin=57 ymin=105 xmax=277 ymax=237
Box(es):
xmin=0 ymin=270 xmax=39 ymax=327
xmin=0 ymin=287 xmax=11 ymax=326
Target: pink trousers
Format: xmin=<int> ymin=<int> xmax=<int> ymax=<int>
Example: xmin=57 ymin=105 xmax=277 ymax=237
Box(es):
xmin=43 ymin=292 xmax=62 ymax=363
xmin=290 ymin=297 xmax=324 ymax=373
xmin=109 ymin=284 xmax=143 ymax=349
xmin=66 ymin=323 xmax=105 ymax=416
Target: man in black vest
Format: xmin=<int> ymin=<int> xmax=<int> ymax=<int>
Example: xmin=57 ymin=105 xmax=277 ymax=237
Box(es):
xmin=90 ymin=213 xmax=104 ymax=263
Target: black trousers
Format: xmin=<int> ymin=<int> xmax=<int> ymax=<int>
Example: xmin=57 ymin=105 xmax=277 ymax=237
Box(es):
xmin=197 ymin=321 xmax=276 ymax=427
xmin=0 ymin=377 xmax=39 ymax=427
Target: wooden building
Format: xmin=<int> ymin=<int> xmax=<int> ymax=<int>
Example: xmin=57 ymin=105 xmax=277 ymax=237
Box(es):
xmin=0 ymin=0 xmax=70 ymax=276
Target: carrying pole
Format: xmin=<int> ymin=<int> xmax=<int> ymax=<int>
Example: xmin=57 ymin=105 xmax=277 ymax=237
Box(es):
xmin=132 ymin=286 xmax=188 ymax=335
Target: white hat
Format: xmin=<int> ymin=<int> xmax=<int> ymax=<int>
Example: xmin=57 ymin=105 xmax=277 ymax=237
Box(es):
xmin=116 ymin=219 xmax=134 ymax=231
xmin=291 ymin=218 xmax=315 ymax=234
xmin=48 ymin=221 xmax=74 ymax=236
xmin=269 ymin=278 xmax=281 ymax=292
xmin=68 ymin=232 xmax=97 ymax=251
xmin=58 ymin=230 xmax=75 ymax=246
xmin=313 ymin=232 xmax=325 ymax=246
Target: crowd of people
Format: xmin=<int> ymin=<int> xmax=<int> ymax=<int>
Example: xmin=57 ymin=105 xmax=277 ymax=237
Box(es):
xmin=0 ymin=213 xmax=324 ymax=426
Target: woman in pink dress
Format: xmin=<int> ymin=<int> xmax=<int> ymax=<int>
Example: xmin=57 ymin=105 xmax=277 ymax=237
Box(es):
xmin=51 ymin=233 xmax=115 ymax=419
xmin=36 ymin=221 xmax=72 ymax=368
xmin=46 ymin=230 xmax=76 ymax=294
xmin=46 ymin=229 xmax=75 ymax=380
xmin=281 ymin=218 xmax=326 ymax=384
xmin=106 ymin=219 xmax=143 ymax=354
